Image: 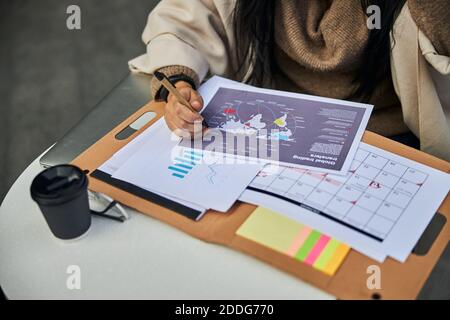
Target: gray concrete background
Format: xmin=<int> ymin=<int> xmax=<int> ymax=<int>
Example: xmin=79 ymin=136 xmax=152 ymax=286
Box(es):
xmin=0 ymin=0 xmax=159 ymax=202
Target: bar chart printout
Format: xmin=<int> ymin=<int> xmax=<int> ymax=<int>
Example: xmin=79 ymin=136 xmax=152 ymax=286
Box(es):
xmin=110 ymin=119 xmax=264 ymax=212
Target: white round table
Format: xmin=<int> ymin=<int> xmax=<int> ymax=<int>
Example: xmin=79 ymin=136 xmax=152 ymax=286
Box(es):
xmin=0 ymin=150 xmax=333 ymax=299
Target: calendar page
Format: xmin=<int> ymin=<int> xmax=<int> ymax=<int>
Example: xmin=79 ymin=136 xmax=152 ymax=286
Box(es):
xmin=240 ymin=143 xmax=450 ymax=262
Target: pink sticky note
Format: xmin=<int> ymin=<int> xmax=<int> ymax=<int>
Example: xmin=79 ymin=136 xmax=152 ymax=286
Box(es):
xmin=304 ymin=235 xmax=331 ymax=265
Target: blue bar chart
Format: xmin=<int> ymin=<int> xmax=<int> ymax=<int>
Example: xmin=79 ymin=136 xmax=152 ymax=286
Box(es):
xmin=168 ymin=150 xmax=203 ymax=179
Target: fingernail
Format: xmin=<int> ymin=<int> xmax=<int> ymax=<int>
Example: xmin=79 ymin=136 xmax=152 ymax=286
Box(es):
xmin=192 ymin=101 xmax=200 ymax=108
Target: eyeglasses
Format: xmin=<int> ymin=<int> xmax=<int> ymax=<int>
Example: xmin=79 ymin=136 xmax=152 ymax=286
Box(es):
xmin=88 ymin=191 xmax=129 ymax=223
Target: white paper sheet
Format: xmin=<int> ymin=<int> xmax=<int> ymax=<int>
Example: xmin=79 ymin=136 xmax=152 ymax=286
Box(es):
xmin=239 ymin=143 xmax=450 ymax=262
xmin=98 ymin=120 xmax=208 ymax=215
xmin=111 ymin=119 xmax=263 ymax=212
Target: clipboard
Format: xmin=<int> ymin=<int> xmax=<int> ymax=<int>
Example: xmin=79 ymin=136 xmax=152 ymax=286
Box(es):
xmin=71 ymin=100 xmax=450 ymax=299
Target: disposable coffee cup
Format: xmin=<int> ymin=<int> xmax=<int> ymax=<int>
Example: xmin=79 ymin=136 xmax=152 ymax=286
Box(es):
xmin=30 ymin=164 xmax=92 ymax=240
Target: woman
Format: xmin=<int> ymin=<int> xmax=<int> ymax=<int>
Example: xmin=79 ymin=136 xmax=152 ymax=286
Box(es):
xmin=129 ymin=0 xmax=450 ymax=161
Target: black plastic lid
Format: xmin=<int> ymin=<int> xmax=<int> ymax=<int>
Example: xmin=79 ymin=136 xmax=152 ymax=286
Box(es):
xmin=30 ymin=165 xmax=87 ymax=206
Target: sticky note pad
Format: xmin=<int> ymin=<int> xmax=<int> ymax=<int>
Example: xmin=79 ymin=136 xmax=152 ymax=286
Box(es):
xmin=236 ymin=207 xmax=350 ymax=276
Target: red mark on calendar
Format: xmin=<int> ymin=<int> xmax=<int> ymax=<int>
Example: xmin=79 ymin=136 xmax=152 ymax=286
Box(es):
xmin=369 ymin=181 xmax=381 ymax=189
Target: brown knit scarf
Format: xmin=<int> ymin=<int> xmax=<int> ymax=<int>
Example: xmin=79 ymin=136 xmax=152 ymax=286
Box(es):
xmin=274 ymin=0 xmax=370 ymax=97
xmin=275 ymin=0 xmax=369 ymax=73
xmin=273 ymin=0 xmax=408 ymax=136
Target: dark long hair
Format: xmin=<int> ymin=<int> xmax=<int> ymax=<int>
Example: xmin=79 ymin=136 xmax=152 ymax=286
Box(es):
xmin=233 ymin=0 xmax=407 ymax=102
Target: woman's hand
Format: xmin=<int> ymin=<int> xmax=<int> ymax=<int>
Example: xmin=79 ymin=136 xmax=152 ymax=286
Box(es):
xmin=164 ymin=81 xmax=204 ymax=136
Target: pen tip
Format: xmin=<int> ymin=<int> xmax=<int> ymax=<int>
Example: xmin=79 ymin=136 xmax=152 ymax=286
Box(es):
xmin=153 ymin=71 xmax=165 ymax=81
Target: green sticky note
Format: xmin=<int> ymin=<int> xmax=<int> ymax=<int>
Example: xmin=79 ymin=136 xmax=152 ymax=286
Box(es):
xmin=313 ymin=239 xmax=341 ymax=270
xmin=236 ymin=207 xmax=302 ymax=253
xmin=295 ymin=230 xmax=321 ymax=261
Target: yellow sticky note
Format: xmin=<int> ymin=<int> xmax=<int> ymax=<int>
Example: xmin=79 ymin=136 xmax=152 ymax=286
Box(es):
xmin=237 ymin=207 xmax=351 ymax=276
xmin=237 ymin=207 xmax=302 ymax=253
xmin=323 ymin=244 xmax=350 ymax=276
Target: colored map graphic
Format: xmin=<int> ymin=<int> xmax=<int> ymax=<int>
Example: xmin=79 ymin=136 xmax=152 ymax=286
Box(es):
xmin=206 ymin=98 xmax=297 ymax=142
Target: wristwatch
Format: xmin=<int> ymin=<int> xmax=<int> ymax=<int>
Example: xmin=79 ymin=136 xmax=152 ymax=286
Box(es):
xmin=157 ymin=74 xmax=197 ymax=102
